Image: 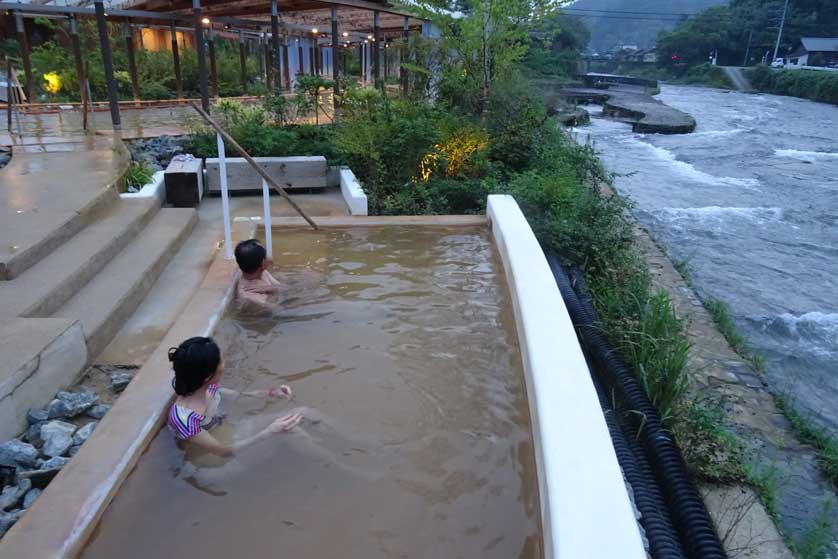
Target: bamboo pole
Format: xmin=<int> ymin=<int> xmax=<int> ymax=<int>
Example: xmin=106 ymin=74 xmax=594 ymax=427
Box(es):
xmin=190 ymin=103 xmax=319 ymax=230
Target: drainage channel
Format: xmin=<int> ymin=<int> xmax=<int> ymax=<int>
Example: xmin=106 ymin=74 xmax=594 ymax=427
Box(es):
xmin=546 ymin=252 xmax=727 ymax=559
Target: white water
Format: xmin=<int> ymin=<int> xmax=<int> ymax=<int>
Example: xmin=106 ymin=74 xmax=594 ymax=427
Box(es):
xmin=578 ymin=85 xmax=838 ymax=432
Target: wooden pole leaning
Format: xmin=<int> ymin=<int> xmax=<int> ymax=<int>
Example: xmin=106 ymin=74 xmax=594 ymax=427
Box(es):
xmin=190 ymin=103 xmax=319 ymax=230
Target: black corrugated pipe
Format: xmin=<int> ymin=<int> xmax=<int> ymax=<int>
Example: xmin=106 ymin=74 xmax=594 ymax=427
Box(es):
xmin=588 ymin=360 xmax=688 ymax=559
xmin=546 ymin=252 xmax=727 ymax=559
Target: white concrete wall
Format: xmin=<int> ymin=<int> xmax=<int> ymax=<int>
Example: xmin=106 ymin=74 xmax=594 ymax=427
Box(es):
xmin=339 ymin=168 xmax=368 ymax=216
xmin=486 ymin=194 xmax=646 ymax=559
xmin=120 ymin=171 xmax=166 ymax=205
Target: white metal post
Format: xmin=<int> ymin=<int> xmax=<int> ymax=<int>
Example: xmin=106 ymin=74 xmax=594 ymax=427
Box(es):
xmin=262 ymin=178 xmax=273 ymax=258
xmin=216 ymin=132 xmax=234 ymax=260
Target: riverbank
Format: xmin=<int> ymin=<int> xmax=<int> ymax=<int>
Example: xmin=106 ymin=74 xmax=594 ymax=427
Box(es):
xmin=745 ymin=66 xmax=838 ymax=105
xmin=576 ymin=83 xmax=838 ymax=558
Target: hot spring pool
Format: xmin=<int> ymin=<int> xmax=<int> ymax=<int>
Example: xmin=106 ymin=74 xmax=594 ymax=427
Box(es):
xmin=81 ymin=227 xmax=542 ymax=558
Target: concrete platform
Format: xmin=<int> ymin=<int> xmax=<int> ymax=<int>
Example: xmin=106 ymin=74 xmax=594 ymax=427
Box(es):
xmin=0 ymin=318 xmax=87 ymax=441
xmin=0 ymin=141 xmax=129 ymax=279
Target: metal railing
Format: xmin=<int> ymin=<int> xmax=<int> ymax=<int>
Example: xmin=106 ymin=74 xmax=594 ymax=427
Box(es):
xmin=192 ymin=103 xmax=318 ymax=260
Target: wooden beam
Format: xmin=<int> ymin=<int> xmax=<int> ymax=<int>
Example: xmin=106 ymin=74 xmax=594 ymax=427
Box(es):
xmin=208 ymin=29 xmax=219 ymax=97
xmin=331 ymin=6 xmax=340 ymax=122
xmin=124 ymin=23 xmax=142 ymax=105
xmin=239 ymin=30 xmax=248 ymax=93
xmin=69 ymin=17 xmax=87 ymax=128
xmin=270 ymin=0 xmax=283 ymax=91
xmin=193 ymin=0 xmax=210 ymax=111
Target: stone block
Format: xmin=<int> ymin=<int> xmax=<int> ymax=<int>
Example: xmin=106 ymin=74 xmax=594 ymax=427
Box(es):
xmin=164 ymin=157 xmax=204 ymax=207
xmin=204 ymin=156 xmax=328 ymax=192
xmin=0 ymin=319 xmax=88 ymax=442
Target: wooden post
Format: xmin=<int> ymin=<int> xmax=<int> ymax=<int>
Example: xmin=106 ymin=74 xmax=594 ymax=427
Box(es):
xmin=5 ymin=57 xmax=12 ymax=132
xmin=270 ymin=0 xmax=282 ymax=92
xmin=282 ymin=38 xmax=291 ymax=89
xmin=384 ymin=43 xmax=389 ymax=83
xmin=359 ymin=44 xmax=364 ymax=84
xmin=402 ymin=16 xmax=409 ymax=96
xmin=238 ymin=30 xmax=248 ymax=94
xmin=69 ymin=16 xmax=88 ymax=130
xmin=193 ymin=0 xmax=209 ymax=112
xmin=207 ymin=28 xmax=218 ymax=97
xmin=124 ymin=23 xmax=141 ymax=106
xmin=94 ymin=0 xmax=121 ymax=129
xmin=331 ymin=6 xmax=340 ymax=123
xmin=258 ymin=33 xmax=266 ymax=85
xmin=14 ymin=13 xmax=34 ymax=103
xmin=171 ymin=21 xmax=183 ymax=99
xmin=264 ymin=35 xmax=273 ymax=88
xmin=310 ymin=43 xmax=316 ymax=75
xmin=373 ymin=11 xmax=381 ymax=91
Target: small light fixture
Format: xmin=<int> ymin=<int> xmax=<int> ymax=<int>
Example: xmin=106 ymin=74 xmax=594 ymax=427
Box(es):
xmin=364 ymin=40 xmax=368 ymax=44
xmin=367 ymin=35 xmax=372 ymax=39
xmin=312 ymin=28 xmax=318 ymax=34
xmin=342 ymin=32 xmax=348 ymax=37
xmin=202 ymin=17 xmax=210 ymax=25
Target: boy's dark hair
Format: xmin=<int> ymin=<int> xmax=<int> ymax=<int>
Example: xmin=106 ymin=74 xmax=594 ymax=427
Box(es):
xmin=234 ymin=239 xmax=267 ymax=274
xmin=169 ymin=337 xmax=221 ymax=396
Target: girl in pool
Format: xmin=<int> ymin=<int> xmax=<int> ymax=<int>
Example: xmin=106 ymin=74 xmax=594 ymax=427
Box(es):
xmin=167 ymin=336 xmax=302 ymax=456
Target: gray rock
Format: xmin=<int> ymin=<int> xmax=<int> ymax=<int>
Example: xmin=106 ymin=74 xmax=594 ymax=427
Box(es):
xmin=22 ymin=488 xmax=41 ymax=509
xmin=66 ymin=444 xmax=82 ymax=457
xmin=26 ymin=408 xmax=49 ymax=426
xmin=110 ymin=372 xmax=133 ymax=393
xmin=53 ymin=390 xmax=98 ymax=417
xmin=39 ymin=456 xmax=69 ymax=470
xmin=40 ymin=421 xmax=77 ymax=458
xmin=72 ymin=422 xmax=97 ymax=446
xmin=86 ymin=404 xmax=111 ymax=419
xmin=25 ymin=422 xmax=45 ymax=448
xmin=18 ymin=455 xmax=68 ymax=488
xmin=0 ymin=440 xmax=39 ymax=469
xmin=45 ymin=398 xmax=69 ymax=419
xmin=0 ymin=478 xmax=31 ymax=510
xmin=0 ymin=510 xmax=22 ymax=538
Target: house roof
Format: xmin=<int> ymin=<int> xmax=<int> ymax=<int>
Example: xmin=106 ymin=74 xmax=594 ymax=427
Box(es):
xmin=801 ymin=37 xmax=838 ymax=53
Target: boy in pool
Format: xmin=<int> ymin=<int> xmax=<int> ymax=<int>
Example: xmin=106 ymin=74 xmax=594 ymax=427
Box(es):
xmin=167 ymin=336 xmax=302 ymax=456
xmin=234 ymin=239 xmax=281 ymax=310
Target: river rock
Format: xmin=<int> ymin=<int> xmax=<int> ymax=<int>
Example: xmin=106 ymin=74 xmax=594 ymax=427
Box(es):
xmin=0 ymin=510 xmax=22 ymax=538
xmin=26 ymin=408 xmax=49 ymax=426
xmin=22 ymin=488 xmax=41 ymax=509
xmin=86 ymin=404 xmax=111 ymax=419
xmin=110 ymin=372 xmax=133 ymax=393
xmin=49 ymin=390 xmax=98 ymax=418
xmin=25 ymin=422 xmax=45 ymax=449
xmin=0 ymin=478 xmax=31 ymax=511
xmin=72 ymin=422 xmax=97 ymax=446
xmin=40 ymin=421 xmax=77 ymax=458
xmin=66 ymin=445 xmax=82 ymax=457
xmin=0 ymin=440 xmax=39 ymax=469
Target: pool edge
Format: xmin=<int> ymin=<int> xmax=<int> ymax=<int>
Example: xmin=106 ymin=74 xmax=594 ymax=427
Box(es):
xmin=486 ymin=194 xmax=646 ymax=559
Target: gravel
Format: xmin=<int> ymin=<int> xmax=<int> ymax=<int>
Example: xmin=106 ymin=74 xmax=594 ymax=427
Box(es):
xmin=40 ymin=421 xmax=77 ymax=458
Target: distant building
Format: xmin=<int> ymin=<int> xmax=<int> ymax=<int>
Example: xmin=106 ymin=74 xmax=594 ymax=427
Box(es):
xmin=623 ymin=48 xmax=657 ymax=64
xmin=785 ymin=37 xmax=838 ymax=68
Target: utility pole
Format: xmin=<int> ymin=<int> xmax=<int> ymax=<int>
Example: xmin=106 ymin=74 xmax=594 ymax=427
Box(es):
xmin=743 ymin=29 xmax=753 ymax=66
xmin=772 ymin=0 xmax=790 ymax=63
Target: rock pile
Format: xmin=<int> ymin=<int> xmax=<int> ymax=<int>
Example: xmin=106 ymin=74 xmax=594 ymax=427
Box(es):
xmin=0 ymin=389 xmax=110 ymax=538
xmin=127 ymin=135 xmax=188 ymax=172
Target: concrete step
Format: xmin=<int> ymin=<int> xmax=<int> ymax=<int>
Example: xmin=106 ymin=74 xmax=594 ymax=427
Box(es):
xmin=0 ymin=147 xmax=129 ymax=280
xmin=0 ymin=199 xmax=159 ymax=319
xmin=54 ymin=208 xmax=198 ymax=359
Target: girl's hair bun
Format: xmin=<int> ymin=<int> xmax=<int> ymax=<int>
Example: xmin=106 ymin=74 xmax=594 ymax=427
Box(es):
xmin=169 ymin=337 xmax=221 ymax=396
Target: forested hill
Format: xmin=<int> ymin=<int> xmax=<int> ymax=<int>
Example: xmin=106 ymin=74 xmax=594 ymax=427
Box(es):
xmin=567 ymin=0 xmax=728 ymax=52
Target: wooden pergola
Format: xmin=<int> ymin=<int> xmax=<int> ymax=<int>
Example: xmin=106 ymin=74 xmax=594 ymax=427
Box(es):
xmin=1 ymin=0 xmax=426 ymax=129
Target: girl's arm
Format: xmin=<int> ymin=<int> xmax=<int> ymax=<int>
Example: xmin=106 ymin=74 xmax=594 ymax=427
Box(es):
xmin=264 ymin=270 xmax=282 ymax=288
xmin=186 ymin=412 xmax=303 ymax=457
xmin=218 ymin=385 xmax=292 ymax=399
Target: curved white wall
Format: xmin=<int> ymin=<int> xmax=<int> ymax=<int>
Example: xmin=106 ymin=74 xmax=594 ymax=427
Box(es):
xmin=487 ymin=194 xmax=646 ymax=559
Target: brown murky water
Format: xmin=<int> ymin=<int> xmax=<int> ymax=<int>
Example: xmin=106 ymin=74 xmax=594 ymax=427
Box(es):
xmin=82 ymin=227 xmax=541 ymax=559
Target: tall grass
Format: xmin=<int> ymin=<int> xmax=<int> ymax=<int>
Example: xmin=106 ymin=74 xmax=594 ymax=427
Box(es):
xmin=705 ymin=298 xmax=765 ymax=372
xmin=775 ymin=395 xmax=838 ymax=488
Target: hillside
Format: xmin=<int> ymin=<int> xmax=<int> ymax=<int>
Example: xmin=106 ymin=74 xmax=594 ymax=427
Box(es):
xmin=567 ymin=0 xmax=728 ymax=52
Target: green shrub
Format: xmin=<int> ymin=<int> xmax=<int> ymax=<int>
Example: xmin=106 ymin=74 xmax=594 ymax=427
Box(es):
xmin=125 ymin=160 xmax=154 ymax=189
xmin=746 ymin=66 xmax=838 ymax=105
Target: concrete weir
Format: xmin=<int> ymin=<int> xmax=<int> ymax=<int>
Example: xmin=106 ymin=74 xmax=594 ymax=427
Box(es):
xmin=0 ymin=198 xmax=646 ymax=559
xmin=538 ymin=75 xmax=696 ymax=134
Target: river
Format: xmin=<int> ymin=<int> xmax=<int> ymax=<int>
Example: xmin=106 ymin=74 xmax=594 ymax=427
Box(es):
xmin=577 ymin=85 xmax=838 ymax=434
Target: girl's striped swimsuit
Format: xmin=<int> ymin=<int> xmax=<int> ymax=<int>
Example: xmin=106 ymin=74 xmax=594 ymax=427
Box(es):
xmin=167 ymin=383 xmax=223 ymax=440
